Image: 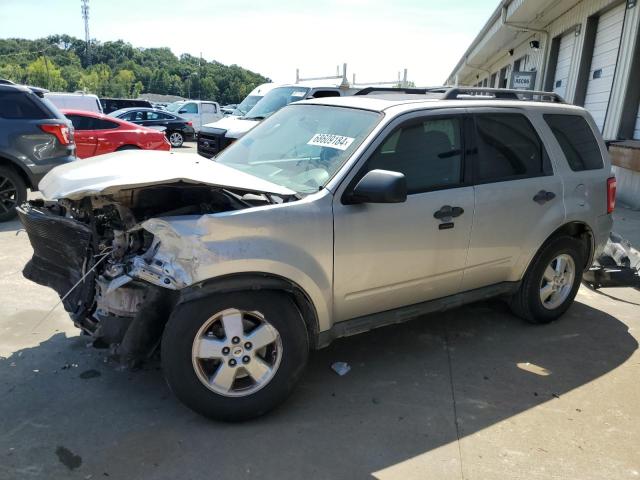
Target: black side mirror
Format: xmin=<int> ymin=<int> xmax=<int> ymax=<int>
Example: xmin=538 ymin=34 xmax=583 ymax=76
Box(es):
xmin=178 ymin=109 xmax=187 ymax=114
xmin=347 ymin=169 xmax=407 ymax=204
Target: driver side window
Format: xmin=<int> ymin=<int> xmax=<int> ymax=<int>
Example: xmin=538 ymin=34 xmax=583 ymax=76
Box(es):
xmin=366 ymin=117 xmax=463 ymax=194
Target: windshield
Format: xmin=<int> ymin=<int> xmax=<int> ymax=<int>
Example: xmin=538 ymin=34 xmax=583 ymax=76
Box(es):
xmin=165 ymin=101 xmax=184 ymax=113
xmin=216 ymin=104 xmax=381 ymax=194
xmin=243 ymin=86 xmax=310 ymax=120
xmin=233 ymin=95 xmax=262 ymax=116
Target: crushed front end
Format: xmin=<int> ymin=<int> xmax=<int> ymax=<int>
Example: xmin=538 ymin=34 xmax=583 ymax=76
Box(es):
xmin=17 ymin=183 xmax=267 ymax=367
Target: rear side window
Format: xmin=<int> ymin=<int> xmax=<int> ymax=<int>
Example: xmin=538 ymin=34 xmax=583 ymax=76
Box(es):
xmin=0 ymin=91 xmax=49 ymax=119
xmin=201 ymin=103 xmax=217 ymax=113
xmin=544 ymin=114 xmax=603 ymax=171
xmin=67 ymin=115 xmax=119 ymax=130
xmin=473 ymin=113 xmax=550 ymax=183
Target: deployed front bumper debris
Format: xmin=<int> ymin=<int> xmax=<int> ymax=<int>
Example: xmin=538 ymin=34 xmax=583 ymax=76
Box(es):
xmin=17 ymin=202 xmax=96 ymax=319
xmin=583 ymin=232 xmax=640 ymax=289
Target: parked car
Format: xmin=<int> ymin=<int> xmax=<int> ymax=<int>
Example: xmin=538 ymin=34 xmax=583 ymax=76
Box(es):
xmin=109 ymin=107 xmax=195 ymax=147
xmin=0 ymin=83 xmax=75 ymax=222
xmin=100 ymin=98 xmax=153 ymax=114
xmin=62 ymin=109 xmax=170 ymax=158
xmin=197 ymin=83 xmax=358 ymax=158
xmin=165 ymin=100 xmax=222 ymax=131
xmin=17 ymin=87 xmax=614 ymax=421
xmin=45 ymin=92 xmax=103 ymax=114
xmin=221 ymin=104 xmax=237 ymax=115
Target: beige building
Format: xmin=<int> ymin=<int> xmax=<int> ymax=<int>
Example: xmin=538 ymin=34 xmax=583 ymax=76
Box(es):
xmin=446 ymin=0 xmax=640 ymax=208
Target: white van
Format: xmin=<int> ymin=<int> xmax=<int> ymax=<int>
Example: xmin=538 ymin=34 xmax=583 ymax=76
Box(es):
xmin=44 ymin=92 xmax=103 ymax=114
xmin=228 ymin=83 xmax=280 ymax=117
xmin=197 ymin=82 xmax=359 ymax=158
xmin=165 ymin=100 xmax=222 ymax=132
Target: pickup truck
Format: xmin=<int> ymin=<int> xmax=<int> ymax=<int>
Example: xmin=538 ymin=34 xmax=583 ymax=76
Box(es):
xmin=165 ymin=100 xmax=223 ymax=132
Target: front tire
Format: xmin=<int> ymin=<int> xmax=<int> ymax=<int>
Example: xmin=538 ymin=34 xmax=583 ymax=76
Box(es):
xmin=161 ymin=291 xmax=309 ymax=421
xmin=510 ymin=236 xmax=585 ymax=324
xmin=0 ymin=166 xmax=27 ymax=222
xmin=168 ymin=131 xmax=184 ymax=148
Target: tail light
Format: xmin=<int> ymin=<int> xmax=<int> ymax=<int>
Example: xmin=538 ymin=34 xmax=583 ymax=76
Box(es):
xmin=186 ymin=121 xmax=193 ymax=127
xmin=40 ymin=124 xmax=73 ymax=145
xmin=607 ymin=177 xmax=616 ymax=214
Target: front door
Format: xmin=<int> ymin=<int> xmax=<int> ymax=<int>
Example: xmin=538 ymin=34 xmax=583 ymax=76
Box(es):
xmin=333 ymin=113 xmax=475 ymax=322
xmin=178 ymin=102 xmax=200 ymax=130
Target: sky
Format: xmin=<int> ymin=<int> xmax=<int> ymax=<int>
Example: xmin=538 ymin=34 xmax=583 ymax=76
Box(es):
xmin=0 ymin=0 xmax=497 ymax=86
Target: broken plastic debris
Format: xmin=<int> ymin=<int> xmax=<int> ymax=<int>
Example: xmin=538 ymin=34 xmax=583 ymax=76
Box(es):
xmin=331 ymin=362 xmax=351 ymax=376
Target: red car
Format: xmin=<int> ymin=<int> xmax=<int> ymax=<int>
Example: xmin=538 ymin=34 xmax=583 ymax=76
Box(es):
xmin=62 ymin=109 xmax=171 ymax=159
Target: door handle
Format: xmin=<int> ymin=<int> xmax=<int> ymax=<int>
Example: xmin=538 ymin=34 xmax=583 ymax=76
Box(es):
xmin=533 ymin=190 xmax=556 ymax=205
xmin=434 ymin=205 xmax=464 ymax=220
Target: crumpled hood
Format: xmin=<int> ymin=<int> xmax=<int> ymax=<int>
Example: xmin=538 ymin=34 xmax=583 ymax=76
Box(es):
xmin=39 ymin=150 xmax=296 ymax=200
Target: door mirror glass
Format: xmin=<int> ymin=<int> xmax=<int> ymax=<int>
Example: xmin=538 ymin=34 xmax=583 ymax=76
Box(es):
xmin=348 ymin=169 xmax=407 ymax=204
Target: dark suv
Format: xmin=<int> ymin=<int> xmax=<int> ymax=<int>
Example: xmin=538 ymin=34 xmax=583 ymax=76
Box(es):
xmin=0 ymin=84 xmax=75 ymax=221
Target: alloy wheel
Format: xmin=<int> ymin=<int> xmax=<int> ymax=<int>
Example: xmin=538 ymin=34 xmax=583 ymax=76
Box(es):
xmin=539 ymin=253 xmax=575 ymax=310
xmin=191 ymin=308 xmax=283 ymax=397
xmin=0 ymin=175 xmax=18 ymax=215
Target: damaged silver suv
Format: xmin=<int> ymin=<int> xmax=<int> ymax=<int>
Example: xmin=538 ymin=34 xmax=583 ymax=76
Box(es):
xmin=18 ymin=87 xmax=615 ymax=421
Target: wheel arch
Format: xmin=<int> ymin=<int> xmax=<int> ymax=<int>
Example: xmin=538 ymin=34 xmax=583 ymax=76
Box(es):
xmin=524 ymin=221 xmax=595 ymax=277
xmin=174 ymin=272 xmax=322 ymax=349
xmin=0 ymin=154 xmax=35 ymax=189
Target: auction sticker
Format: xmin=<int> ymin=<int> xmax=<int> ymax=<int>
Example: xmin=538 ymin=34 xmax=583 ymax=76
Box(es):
xmin=307 ymin=133 xmax=355 ymax=151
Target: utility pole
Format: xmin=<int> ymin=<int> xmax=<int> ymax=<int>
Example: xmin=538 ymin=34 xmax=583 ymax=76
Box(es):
xmin=43 ymin=55 xmax=51 ymax=90
xmin=81 ymin=0 xmax=91 ymax=66
xmin=199 ymin=52 xmax=202 ymax=100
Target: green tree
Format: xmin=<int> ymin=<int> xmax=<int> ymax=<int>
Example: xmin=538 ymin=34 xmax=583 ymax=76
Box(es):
xmin=26 ymin=56 xmax=67 ymax=90
xmin=109 ymin=69 xmax=136 ymax=97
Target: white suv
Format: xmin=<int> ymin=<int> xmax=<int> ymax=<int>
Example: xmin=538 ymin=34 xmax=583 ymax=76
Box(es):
xmin=18 ymin=87 xmax=615 ymax=421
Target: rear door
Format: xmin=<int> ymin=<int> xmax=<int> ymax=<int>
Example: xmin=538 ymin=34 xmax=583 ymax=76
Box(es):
xmin=333 ymin=110 xmax=475 ymax=321
xmin=201 ymin=102 xmax=220 ymax=126
xmin=461 ymin=110 xmax=566 ymax=291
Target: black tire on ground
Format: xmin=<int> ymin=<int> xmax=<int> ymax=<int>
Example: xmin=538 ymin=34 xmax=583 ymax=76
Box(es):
xmin=167 ymin=131 xmax=184 ymax=148
xmin=510 ymin=236 xmax=585 ymax=324
xmin=0 ymin=166 xmax=27 ymax=222
xmin=161 ymin=291 xmax=309 ymax=421
xmin=116 ymin=144 xmax=140 ymax=151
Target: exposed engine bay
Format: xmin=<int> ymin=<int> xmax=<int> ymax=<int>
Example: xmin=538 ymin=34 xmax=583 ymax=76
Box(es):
xmin=18 ymin=182 xmax=284 ymax=366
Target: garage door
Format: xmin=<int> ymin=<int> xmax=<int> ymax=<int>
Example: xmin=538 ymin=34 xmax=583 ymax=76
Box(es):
xmin=553 ymin=32 xmax=576 ymax=99
xmin=583 ymin=2 xmax=626 ymax=131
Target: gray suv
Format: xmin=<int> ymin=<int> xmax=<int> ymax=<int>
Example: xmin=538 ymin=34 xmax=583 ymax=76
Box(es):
xmin=17 ymin=87 xmax=614 ymax=421
xmin=0 ymin=84 xmax=75 ymax=221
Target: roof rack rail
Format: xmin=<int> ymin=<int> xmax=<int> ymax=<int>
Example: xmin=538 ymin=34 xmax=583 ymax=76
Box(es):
xmin=355 ymin=87 xmax=431 ymax=96
xmin=432 ymin=87 xmax=565 ymax=103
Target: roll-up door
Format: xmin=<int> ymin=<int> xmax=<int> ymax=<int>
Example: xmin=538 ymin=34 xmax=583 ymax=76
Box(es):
xmin=553 ymin=32 xmax=576 ymax=99
xmin=583 ymin=2 xmax=626 ymax=131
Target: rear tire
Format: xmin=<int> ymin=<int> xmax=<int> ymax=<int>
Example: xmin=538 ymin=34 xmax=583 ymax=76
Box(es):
xmin=510 ymin=236 xmax=584 ymax=324
xmin=0 ymin=166 xmax=27 ymax=222
xmin=161 ymin=291 xmax=309 ymax=421
xmin=168 ymin=131 xmax=184 ymax=148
